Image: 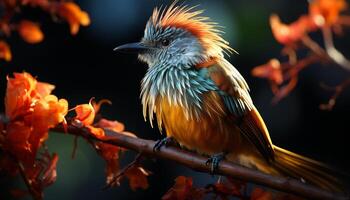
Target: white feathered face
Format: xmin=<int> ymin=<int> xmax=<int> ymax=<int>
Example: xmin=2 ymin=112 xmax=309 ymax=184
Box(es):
xmin=137 ymin=22 xmax=206 ymax=67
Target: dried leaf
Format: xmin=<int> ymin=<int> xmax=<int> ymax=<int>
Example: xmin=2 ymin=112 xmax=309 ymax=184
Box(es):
xmin=125 ymin=166 xmax=150 ymax=191
xmin=251 ymin=188 xmax=273 ymax=200
xmin=162 ymin=176 xmax=204 ymax=200
xmin=41 ymin=153 xmax=58 ymax=186
xmin=24 ymin=151 xmax=59 ymax=197
xmin=96 ymin=142 xmax=121 ymax=186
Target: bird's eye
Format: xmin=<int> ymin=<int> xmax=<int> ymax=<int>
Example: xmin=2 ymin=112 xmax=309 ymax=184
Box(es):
xmin=161 ymin=39 xmax=170 ymax=47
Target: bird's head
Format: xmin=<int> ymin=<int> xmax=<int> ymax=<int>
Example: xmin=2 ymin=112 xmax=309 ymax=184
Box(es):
xmin=114 ymin=2 xmax=235 ymax=67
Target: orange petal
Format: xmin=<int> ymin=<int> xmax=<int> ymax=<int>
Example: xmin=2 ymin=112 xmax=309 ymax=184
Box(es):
xmin=30 ymin=95 xmax=68 ymax=130
xmin=4 ymin=122 xmax=34 ymax=163
xmin=92 ymin=99 xmax=112 ymax=114
xmin=270 ymin=14 xmax=292 ymax=45
xmin=270 ymin=14 xmax=312 ymax=45
xmin=5 ymin=72 xmax=58 ymax=119
xmin=309 ymin=0 xmax=347 ymax=25
xmin=5 ymin=72 xmax=37 ymax=119
xmin=87 ymin=126 xmax=105 ymax=139
xmin=5 ymin=122 xmax=31 ymax=150
xmin=35 ymin=82 xmax=55 ymax=97
xmin=18 ymin=20 xmax=44 ymax=44
xmin=0 ymin=40 xmax=12 ymax=61
xmin=96 ymin=118 xmax=125 ymax=132
xmin=252 ymin=59 xmax=283 ymax=85
xmin=74 ymin=100 xmax=95 ymax=126
xmin=56 ymin=2 xmax=90 ymax=35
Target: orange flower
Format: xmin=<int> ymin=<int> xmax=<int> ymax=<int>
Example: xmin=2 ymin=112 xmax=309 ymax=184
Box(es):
xmin=270 ymin=14 xmax=320 ymax=45
xmin=74 ymin=100 xmax=117 ymax=139
xmin=5 ymin=72 xmax=37 ymax=119
xmin=3 ymin=72 xmax=68 ymax=163
xmin=56 ymin=2 xmax=90 ymax=35
xmin=18 ymin=20 xmax=44 ymax=44
xmin=27 ymin=95 xmax=68 ymax=154
xmin=74 ymin=100 xmax=95 ymax=126
xmin=5 ymin=72 xmax=55 ymax=119
xmin=309 ymin=0 xmax=347 ymax=26
xmin=0 ymin=40 xmax=12 ymax=61
xmin=35 ymin=81 xmax=56 ymax=97
xmin=74 ymin=100 xmax=104 ymax=138
xmin=251 ymin=59 xmax=283 ymax=85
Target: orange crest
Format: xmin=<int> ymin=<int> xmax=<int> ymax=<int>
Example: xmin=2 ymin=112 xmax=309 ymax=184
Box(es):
xmin=150 ymin=1 xmax=235 ymax=57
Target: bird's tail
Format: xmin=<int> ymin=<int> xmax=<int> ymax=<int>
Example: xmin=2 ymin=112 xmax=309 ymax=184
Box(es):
xmin=271 ymin=145 xmax=343 ymax=192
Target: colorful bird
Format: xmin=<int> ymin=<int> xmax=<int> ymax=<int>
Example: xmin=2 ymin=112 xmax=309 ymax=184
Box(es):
xmin=115 ymin=1 xmax=340 ymax=191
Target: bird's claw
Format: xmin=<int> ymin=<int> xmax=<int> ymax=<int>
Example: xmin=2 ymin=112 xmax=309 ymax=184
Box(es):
xmin=153 ymin=137 xmax=174 ymax=152
xmin=206 ymin=153 xmax=226 ymax=174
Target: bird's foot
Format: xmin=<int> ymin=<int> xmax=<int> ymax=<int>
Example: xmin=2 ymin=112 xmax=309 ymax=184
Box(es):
xmin=153 ymin=137 xmax=175 ymax=152
xmin=206 ymin=152 xmax=226 ymax=174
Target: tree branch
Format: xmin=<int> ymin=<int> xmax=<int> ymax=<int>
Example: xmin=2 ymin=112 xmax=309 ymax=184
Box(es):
xmin=52 ymin=124 xmax=348 ymax=200
xmin=322 ymin=26 xmax=350 ymax=71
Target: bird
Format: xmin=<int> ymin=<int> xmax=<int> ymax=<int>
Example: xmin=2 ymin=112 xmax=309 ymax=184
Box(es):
xmin=114 ymin=1 xmax=341 ymax=191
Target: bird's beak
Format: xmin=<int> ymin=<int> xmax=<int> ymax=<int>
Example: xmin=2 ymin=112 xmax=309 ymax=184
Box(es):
xmin=113 ymin=42 xmax=150 ymax=54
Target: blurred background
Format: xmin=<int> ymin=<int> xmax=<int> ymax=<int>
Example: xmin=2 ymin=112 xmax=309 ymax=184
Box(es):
xmin=1 ymin=0 xmax=350 ymax=199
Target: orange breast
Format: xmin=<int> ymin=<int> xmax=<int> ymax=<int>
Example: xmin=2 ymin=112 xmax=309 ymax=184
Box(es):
xmin=158 ymin=91 xmax=242 ymax=155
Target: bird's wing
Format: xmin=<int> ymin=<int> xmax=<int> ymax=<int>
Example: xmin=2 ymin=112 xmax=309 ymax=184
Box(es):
xmin=196 ymin=58 xmax=275 ymax=161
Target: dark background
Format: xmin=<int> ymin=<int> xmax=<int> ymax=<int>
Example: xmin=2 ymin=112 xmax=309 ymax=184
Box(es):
xmin=1 ymin=0 xmax=350 ymax=199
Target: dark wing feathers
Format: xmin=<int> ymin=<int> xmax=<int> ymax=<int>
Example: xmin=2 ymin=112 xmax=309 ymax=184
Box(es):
xmin=239 ymin=110 xmax=275 ymax=162
xmin=198 ymin=59 xmax=275 ymax=161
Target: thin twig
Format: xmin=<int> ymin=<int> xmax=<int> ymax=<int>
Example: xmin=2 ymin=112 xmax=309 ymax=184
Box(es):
xmin=51 ymin=123 xmax=349 ymax=200
xmin=320 ymin=78 xmax=350 ymax=110
xmin=271 ymin=55 xmax=319 ymax=103
xmin=283 ymin=54 xmax=320 ymax=80
xmin=71 ymin=136 xmax=78 ymax=159
xmin=322 ymin=26 xmax=350 ymax=71
xmin=17 ymin=160 xmax=42 ymax=200
xmin=282 ymin=47 xmax=297 ymax=65
xmin=103 ymin=152 xmax=143 ymax=190
xmin=302 ymin=35 xmax=327 ymax=57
